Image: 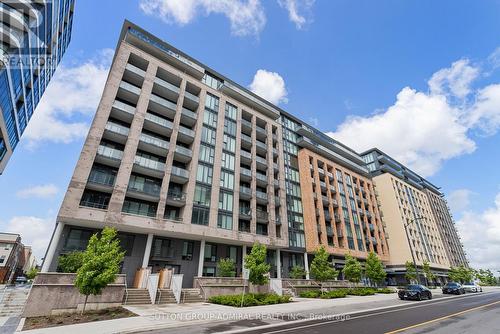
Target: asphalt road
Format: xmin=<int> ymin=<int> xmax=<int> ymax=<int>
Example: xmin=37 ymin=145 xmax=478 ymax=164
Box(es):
xmin=234 ymin=291 xmax=500 ymax=334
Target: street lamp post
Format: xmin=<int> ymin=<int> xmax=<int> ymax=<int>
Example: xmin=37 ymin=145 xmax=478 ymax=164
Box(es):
xmin=404 ymin=217 xmax=424 ymax=284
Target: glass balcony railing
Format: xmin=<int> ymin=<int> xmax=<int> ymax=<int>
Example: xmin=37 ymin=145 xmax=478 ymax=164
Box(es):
xmin=240 ymin=168 xmax=252 ymax=177
xmin=239 ymin=207 xmax=251 ymax=216
xmin=181 ymin=108 xmax=197 ymax=120
xmin=128 ymin=180 xmax=161 ymax=197
xmin=256 ymin=191 xmax=267 ymax=200
xmin=88 ymin=168 xmax=116 ymax=187
xmin=240 ymin=150 xmax=252 ymax=160
xmin=241 ymin=119 xmax=252 ymax=128
xmin=150 ymin=94 xmax=177 ymax=111
xmin=140 ymin=133 xmax=169 ymax=149
xmin=112 ymin=100 xmax=135 ymax=115
xmin=171 ymin=166 xmax=189 ymax=178
xmin=175 ymin=146 xmax=192 ymax=156
xmin=241 ymin=133 xmax=252 ymax=143
xmin=256 ymin=141 xmax=267 ymax=150
xmin=240 ymin=186 xmax=251 ymax=195
xmin=154 ymin=77 xmax=180 ymax=94
xmin=184 ymin=91 xmax=199 ymax=103
xmin=144 ymin=113 xmax=173 ymax=129
xmin=105 ymin=122 xmax=130 ymax=136
xmin=256 ymin=210 xmax=268 ymax=221
xmin=167 ymin=190 xmax=186 ymax=202
xmin=256 ymin=156 xmax=267 ymax=165
xmin=97 ymin=145 xmax=123 ymax=160
xmin=134 ymin=155 xmax=165 ymax=172
xmin=178 ymin=126 xmax=195 ymax=138
xmin=119 ymin=81 xmax=141 ymax=95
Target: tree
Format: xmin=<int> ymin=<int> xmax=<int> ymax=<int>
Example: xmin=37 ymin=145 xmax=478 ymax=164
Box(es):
xmin=365 ymin=251 xmax=386 ymax=287
xmin=310 ymin=246 xmax=338 ymax=290
xmin=405 ymin=261 xmax=417 ymax=283
xmin=244 ymin=242 xmax=271 ymax=285
xmin=26 ymin=267 xmax=38 ymax=280
xmin=343 ymin=253 xmax=362 ymax=283
xmin=58 ymin=251 xmax=84 ymax=273
xmin=75 ymin=227 xmax=125 ymax=314
xmin=217 ymin=258 xmax=236 ymax=277
xmin=422 ymin=261 xmax=436 ymax=286
xmin=289 ymin=265 xmax=307 ymax=279
xmin=448 ymin=265 xmax=474 ymax=284
xmin=476 ymin=269 xmax=496 ymax=285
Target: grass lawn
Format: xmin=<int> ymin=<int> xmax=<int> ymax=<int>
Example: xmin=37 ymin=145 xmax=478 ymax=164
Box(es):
xmin=23 ymin=307 xmax=137 ymax=330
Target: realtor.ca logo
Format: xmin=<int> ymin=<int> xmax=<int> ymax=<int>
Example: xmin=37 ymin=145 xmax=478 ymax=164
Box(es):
xmin=0 ymin=0 xmax=54 ymax=70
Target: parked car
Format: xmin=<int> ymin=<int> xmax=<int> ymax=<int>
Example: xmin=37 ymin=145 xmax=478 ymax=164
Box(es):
xmin=462 ymin=282 xmax=483 ymax=293
xmin=398 ymin=284 xmax=432 ymax=301
xmin=442 ymin=282 xmax=465 ymax=294
xmin=14 ymin=276 xmax=27 ymax=284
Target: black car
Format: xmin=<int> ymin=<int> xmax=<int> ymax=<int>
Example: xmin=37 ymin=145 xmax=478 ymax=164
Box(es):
xmin=442 ymin=282 xmax=465 ymax=295
xmin=398 ymin=284 xmax=432 ymax=301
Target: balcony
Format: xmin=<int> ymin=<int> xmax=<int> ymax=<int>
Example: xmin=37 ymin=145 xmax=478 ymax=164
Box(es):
xmin=273 ymin=162 xmax=279 ymax=171
xmin=103 ymin=122 xmax=129 ymax=144
xmin=86 ymin=168 xmax=116 ymax=193
xmin=332 ymin=199 xmax=339 ymax=208
xmin=273 ymin=148 xmax=278 ymax=157
xmin=170 ymin=166 xmax=189 ymax=184
xmin=320 ymin=181 xmax=327 ymax=189
xmin=239 ymin=207 xmax=252 ymax=220
xmin=180 ymin=108 xmax=197 ymax=127
xmin=127 ymin=181 xmax=161 ymax=202
xmin=326 ymin=225 xmax=334 ymax=236
xmin=124 ymin=63 xmax=146 ymax=86
xmin=275 ymin=196 xmax=280 ymax=206
xmin=149 ymin=94 xmax=177 ymax=119
xmin=273 ymin=179 xmax=280 ymax=189
xmin=322 ymin=195 xmax=329 ymax=204
xmin=240 ymin=168 xmax=252 ymax=181
xmin=239 ymin=186 xmax=252 ymax=199
xmin=371 ymin=237 xmax=378 ymax=245
xmin=138 ymin=133 xmax=169 ymax=156
xmin=256 ymin=210 xmax=268 ymax=222
xmin=95 ymin=145 xmax=123 ymax=168
xmin=110 ymin=100 xmax=135 ymax=122
xmin=174 ymin=146 xmax=192 ymax=163
xmin=324 ymin=212 xmax=332 ymax=221
xmin=240 ymin=150 xmax=252 ymax=163
xmin=183 ymin=90 xmax=200 ymax=110
xmin=255 ymin=140 xmax=267 ymax=154
xmin=241 ymin=119 xmax=252 ymax=132
xmin=153 ymin=77 xmax=180 ymax=101
xmin=255 ymin=155 xmax=267 ymax=167
xmin=334 ymin=214 xmax=341 ymax=223
xmin=166 ymin=190 xmax=187 ymax=207
xmin=256 ymin=191 xmax=268 ymax=204
xmin=255 ymin=126 xmax=266 ymax=140
xmin=177 ymin=126 xmax=195 ymax=144
xmin=256 ymin=173 xmax=268 ymax=185
xmin=133 ymin=155 xmax=165 ymax=178
xmin=143 ymin=112 xmax=173 ymax=136
xmin=118 ymin=81 xmax=141 ymax=103
xmin=369 ymin=223 xmax=375 ymax=231
xmin=366 ymin=211 xmax=372 ymax=218
xmin=241 ymin=133 xmax=252 ymax=148
xmin=337 ymin=230 xmax=344 ymax=238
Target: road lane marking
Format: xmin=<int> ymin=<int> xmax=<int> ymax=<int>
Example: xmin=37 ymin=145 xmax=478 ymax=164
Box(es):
xmin=233 ymin=292 xmax=500 ymax=334
xmin=384 ymin=300 xmax=500 ymax=334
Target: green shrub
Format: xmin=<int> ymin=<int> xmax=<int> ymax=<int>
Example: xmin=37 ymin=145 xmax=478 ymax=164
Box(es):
xmin=377 ymin=288 xmax=396 ymax=294
xmin=347 ymin=288 xmax=377 ymax=296
xmin=320 ymin=289 xmax=348 ymax=299
xmin=208 ymin=293 xmax=291 ymax=307
xmin=299 ymin=290 xmax=321 ymax=298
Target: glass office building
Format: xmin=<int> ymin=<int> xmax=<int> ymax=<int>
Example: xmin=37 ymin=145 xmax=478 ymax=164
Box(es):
xmin=0 ymin=0 xmax=75 ymax=174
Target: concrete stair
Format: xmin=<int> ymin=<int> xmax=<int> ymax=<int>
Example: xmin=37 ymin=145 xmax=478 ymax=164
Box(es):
xmin=0 ymin=288 xmax=29 ymax=316
xmin=156 ymin=288 xmax=204 ymax=304
xmin=282 ymin=288 xmax=295 ymax=297
xmin=123 ymin=289 xmax=152 ymax=305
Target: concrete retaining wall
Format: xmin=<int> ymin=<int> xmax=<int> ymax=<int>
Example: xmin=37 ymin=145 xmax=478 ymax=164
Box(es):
xmin=23 ymin=273 xmax=126 ymax=317
xmin=193 ymin=277 xmax=269 ymax=298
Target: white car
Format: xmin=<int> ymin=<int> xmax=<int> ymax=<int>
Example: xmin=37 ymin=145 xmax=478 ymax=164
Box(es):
xmin=462 ymin=282 xmax=483 ymax=293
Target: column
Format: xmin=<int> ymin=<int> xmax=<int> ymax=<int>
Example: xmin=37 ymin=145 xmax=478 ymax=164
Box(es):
xmin=198 ymin=239 xmax=206 ymax=277
xmin=41 ymin=222 xmax=65 ymax=272
xmin=276 ymin=249 xmax=281 ymax=279
xmin=242 ymin=245 xmax=247 ymax=268
xmin=142 ymin=234 xmax=154 ymax=268
xmin=304 ymin=252 xmax=310 ymax=280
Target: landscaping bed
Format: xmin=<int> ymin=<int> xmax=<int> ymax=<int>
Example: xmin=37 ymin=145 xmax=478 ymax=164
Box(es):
xmin=299 ymin=287 xmax=396 ymax=299
xmin=23 ymin=307 xmax=137 ymax=330
xmin=209 ymin=293 xmax=292 ymax=307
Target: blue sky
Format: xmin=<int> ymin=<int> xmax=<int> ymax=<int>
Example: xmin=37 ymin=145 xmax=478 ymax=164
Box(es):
xmin=1 ymin=0 xmax=499 ymax=271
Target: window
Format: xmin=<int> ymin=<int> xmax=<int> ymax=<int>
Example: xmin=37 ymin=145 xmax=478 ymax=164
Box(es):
xmin=203 ymin=266 xmax=216 ymax=277
xmin=204 ymin=244 xmax=217 ymax=262
xmin=218 ymin=213 xmax=233 ymax=230
xmin=202 ymin=72 xmax=223 ymax=90
xmin=203 ymin=109 xmax=218 ymax=128
xmin=182 ymin=241 xmax=194 ymax=260
xmin=192 ymin=206 xmax=210 ymax=225
xmin=220 ymin=171 xmax=234 ymax=189
xmin=196 ymin=164 xmax=213 ymax=184
xmin=219 ymin=191 xmax=234 ymax=212
xmin=80 ymin=190 xmax=110 ymax=209
xmin=221 ymin=152 xmax=235 ymax=170
xmin=118 ymin=234 xmax=135 ymax=256
xmin=0 ymin=256 xmax=4 ymax=264
xmin=152 ymin=238 xmax=173 ymax=258
xmin=228 ymin=246 xmax=238 ymax=262
xmin=225 ymin=103 xmax=237 ymax=119
xmin=205 ymin=93 xmax=219 ymax=111
xmin=224 ymin=118 xmax=237 ymax=136
xmin=223 ymin=134 xmax=236 ymax=152
xmin=198 ymin=144 xmax=215 ymax=164
xmin=201 ymin=126 xmax=216 ymax=145
xmin=64 ymin=228 xmax=93 ymax=251
xmin=122 ymin=198 xmax=158 ymax=217
xmin=194 ymin=184 xmax=211 ymax=206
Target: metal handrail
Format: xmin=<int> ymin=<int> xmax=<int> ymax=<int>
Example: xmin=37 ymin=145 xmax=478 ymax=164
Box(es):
xmin=124 ymin=274 xmax=129 ymax=305
xmin=198 ymin=279 xmax=207 ymax=302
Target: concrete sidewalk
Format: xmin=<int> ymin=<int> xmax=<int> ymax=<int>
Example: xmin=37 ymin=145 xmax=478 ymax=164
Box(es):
xmin=18 ymin=288 xmax=498 ymax=334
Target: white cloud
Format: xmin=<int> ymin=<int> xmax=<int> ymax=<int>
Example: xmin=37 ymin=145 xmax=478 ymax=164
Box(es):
xmin=249 ymin=69 xmax=288 ymax=105
xmin=456 ymin=192 xmax=500 ymax=271
xmin=329 ymin=51 xmax=500 ymax=177
xmin=448 ymin=189 xmax=473 ymax=213
xmin=5 ymin=216 xmax=54 ymax=261
xmin=488 ymin=47 xmax=500 ymax=69
xmin=16 ymin=184 xmax=59 ymax=199
xmin=139 ymin=0 xmax=266 ymax=37
xmin=23 ymin=49 xmax=112 ymax=148
xmin=278 ymin=0 xmax=315 ymax=29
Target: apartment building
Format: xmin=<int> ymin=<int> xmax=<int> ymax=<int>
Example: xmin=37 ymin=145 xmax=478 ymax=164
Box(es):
xmin=0 ymin=233 xmax=26 ymax=283
xmin=362 ymin=149 xmax=466 ymax=284
xmin=298 ymin=146 xmax=390 ymax=269
xmin=0 ymin=0 xmax=75 ymax=174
